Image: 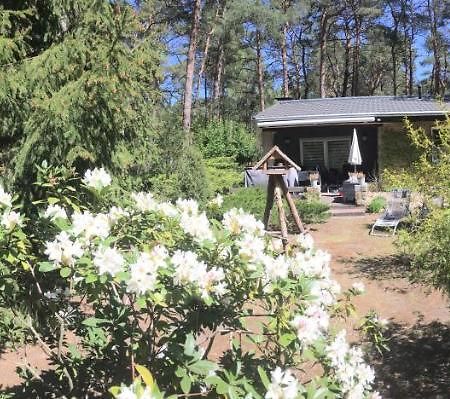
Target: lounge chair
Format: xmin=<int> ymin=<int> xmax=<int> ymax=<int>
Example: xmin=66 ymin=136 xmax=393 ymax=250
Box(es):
xmin=370 ymin=189 xmax=411 ymax=236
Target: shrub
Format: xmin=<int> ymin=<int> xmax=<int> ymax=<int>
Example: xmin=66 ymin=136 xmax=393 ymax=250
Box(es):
xmin=204 ymin=157 xmax=242 ymax=195
xmin=217 ymin=187 xmax=330 ymax=225
xmin=367 ymin=196 xmax=387 ymax=213
xmin=397 ymin=209 xmax=450 ymax=294
xmin=194 ymin=120 xmax=260 ymax=164
xmin=0 ymin=167 xmax=378 ymax=398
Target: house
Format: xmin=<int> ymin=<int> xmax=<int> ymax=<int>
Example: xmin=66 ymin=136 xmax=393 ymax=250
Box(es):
xmin=254 ymin=96 xmax=449 ymax=184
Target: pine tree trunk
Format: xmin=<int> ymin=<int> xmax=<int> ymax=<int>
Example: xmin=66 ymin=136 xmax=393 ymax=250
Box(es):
xmin=302 ymin=44 xmax=309 ymax=99
xmin=427 ymin=0 xmax=441 ymax=95
xmin=182 ymin=0 xmax=202 ymax=136
xmin=351 ymin=19 xmax=361 ymax=96
xmin=281 ymin=21 xmax=289 ymax=97
xmin=213 ymin=41 xmax=224 ymax=118
xmin=319 ymin=11 xmax=328 ymax=98
xmin=256 ymin=30 xmax=265 ymax=111
xmin=391 ymin=45 xmax=398 ymax=96
xmin=342 ymin=27 xmax=351 ymax=97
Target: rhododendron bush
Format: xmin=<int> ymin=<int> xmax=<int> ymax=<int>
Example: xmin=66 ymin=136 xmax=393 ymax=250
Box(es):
xmin=0 ymin=167 xmax=380 ymax=398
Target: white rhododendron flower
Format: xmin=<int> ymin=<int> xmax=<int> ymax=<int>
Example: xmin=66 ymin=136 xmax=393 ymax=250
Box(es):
xmin=222 ymin=208 xmax=264 ymax=236
xmin=44 ymin=204 xmax=68 ymax=221
xmin=293 ymin=233 xmax=314 ymax=250
xmin=176 ymin=198 xmax=199 ymax=216
xmin=290 ymin=249 xmax=331 ymax=279
xmin=309 ymin=278 xmax=341 ymax=307
xmin=291 ymin=304 xmax=330 ymax=345
xmin=263 ymin=255 xmax=290 ymax=281
xmin=132 ymin=192 xmax=158 ymax=213
xmin=157 ymin=201 xmax=179 ymax=218
xmin=171 ymin=250 xmax=224 ymax=298
xmin=180 ymin=211 xmax=215 ymax=243
xmin=45 ymin=231 xmax=84 ymax=266
xmin=0 ymin=186 xmax=12 ymax=208
xmin=93 ymin=246 xmax=125 ymax=276
xmin=351 ymin=281 xmax=366 ymax=294
xmin=209 ymin=193 xmax=223 ymax=207
xmin=72 ymin=211 xmax=110 ymax=240
xmin=326 ymin=330 xmax=375 ymax=395
xmin=265 ymin=367 xmax=299 ymax=399
xmin=127 ymin=245 xmax=168 ymax=295
xmin=83 ymin=167 xmax=112 ymax=190
xmin=1 ymin=210 xmax=23 ymax=230
xmin=237 ymin=233 xmax=266 ymax=264
xmin=108 ymin=206 xmax=129 ymax=226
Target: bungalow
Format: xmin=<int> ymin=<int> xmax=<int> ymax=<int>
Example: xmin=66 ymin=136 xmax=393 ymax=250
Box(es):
xmin=254 ymin=96 xmax=449 ymax=184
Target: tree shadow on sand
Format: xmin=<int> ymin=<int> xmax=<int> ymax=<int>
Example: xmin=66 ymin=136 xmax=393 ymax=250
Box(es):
xmin=370 ymin=320 xmax=450 ymax=399
xmin=337 ymin=254 xmax=413 ymax=281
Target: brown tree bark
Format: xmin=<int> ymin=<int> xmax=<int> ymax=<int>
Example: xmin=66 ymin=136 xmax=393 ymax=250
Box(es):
xmin=318 ymin=10 xmax=329 ymax=98
xmin=281 ymin=21 xmax=289 ymax=97
xmin=256 ymin=29 xmax=265 ymax=111
xmin=182 ymin=0 xmax=202 ymax=136
xmin=427 ymin=0 xmax=442 ymax=96
xmin=341 ymin=20 xmax=352 ymax=97
xmin=212 ymin=40 xmax=225 ymax=118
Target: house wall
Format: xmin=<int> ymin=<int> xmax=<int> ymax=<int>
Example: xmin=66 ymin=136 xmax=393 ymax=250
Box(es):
xmin=261 ymin=125 xmax=378 ymax=177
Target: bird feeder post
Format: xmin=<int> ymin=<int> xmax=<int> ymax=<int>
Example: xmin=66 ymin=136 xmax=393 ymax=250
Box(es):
xmin=252 ymin=146 xmax=305 ymax=249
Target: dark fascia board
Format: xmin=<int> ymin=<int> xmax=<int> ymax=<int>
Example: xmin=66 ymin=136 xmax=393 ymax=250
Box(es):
xmin=254 ymin=111 xmax=449 ymax=123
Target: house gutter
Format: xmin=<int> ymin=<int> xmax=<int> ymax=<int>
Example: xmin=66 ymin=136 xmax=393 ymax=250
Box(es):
xmin=256 ymin=116 xmax=376 ymax=128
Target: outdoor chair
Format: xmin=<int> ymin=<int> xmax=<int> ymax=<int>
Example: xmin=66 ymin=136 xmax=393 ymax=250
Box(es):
xmin=370 ymin=189 xmax=411 ymax=236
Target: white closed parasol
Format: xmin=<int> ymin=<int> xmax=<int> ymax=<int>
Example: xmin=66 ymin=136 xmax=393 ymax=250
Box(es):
xmin=348 ymin=128 xmax=362 ymax=172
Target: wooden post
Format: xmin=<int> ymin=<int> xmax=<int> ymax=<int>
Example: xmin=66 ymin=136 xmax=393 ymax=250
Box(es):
xmin=277 ymin=175 xmax=305 ymax=233
xmin=274 ymin=178 xmax=289 ymax=247
xmin=263 ymin=175 xmax=275 ymax=230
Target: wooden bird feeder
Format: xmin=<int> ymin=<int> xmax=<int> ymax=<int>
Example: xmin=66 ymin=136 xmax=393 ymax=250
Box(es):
xmin=253 ymin=146 xmax=305 ymax=247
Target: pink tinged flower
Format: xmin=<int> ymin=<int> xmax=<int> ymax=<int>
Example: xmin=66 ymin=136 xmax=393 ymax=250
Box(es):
xmin=93 ymin=246 xmax=125 ymax=276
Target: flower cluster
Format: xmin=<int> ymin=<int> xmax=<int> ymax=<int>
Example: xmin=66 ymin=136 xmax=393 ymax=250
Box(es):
xmin=0 ymin=185 xmax=22 ymax=231
xmin=83 ymin=167 xmax=112 ymax=190
xmin=45 ymin=231 xmax=84 ymax=267
xmin=127 ymin=246 xmax=168 ymax=295
xmin=290 ymin=304 xmax=330 ymax=345
xmin=265 ymin=367 xmax=300 ymax=399
xmin=326 ymin=330 xmax=376 ymax=397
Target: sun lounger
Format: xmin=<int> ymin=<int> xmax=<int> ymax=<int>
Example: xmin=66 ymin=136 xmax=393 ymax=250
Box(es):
xmin=370 ymin=189 xmax=411 ymax=236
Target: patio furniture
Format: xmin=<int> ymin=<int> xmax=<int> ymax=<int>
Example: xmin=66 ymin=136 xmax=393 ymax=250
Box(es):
xmin=370 ymin=189 xmax=411 ymax=236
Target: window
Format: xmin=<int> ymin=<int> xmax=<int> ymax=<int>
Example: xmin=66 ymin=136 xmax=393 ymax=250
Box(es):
xmin=299 ymin=137 xmax=351 ymax=170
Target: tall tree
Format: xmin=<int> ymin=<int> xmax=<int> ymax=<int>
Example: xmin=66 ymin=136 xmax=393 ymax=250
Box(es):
xmin=182 ymin=0 xmax=203 ymax=135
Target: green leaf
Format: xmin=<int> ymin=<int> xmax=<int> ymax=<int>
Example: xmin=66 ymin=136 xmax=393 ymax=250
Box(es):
xmin=188 ymin=360 xmax=216 ymax=375
xmin=47 ymin=197 xmax=60 ymax=205
xmin=82 ymin=317 xmax=109 ymax=327
xmin=180 ymin=374 xmax=191 ymax=394
xmin=38 ymin=262 xmax=56 ymax=272
xmin=184 ymin=333 xmax=196 ymax=356
xmin=258 ymin=366 xmax=270 ymax=389
xmin=85 ymin=274 xmax=97 ymax=283
xmin=60 ymin=267 xmax=71 ymax=278
xmin=279 ymin=333 xmax=296 ymax=347
xmin=109 ymin=386 xmax=121 ymax=396
xmin=135 ymin=364 xmax=154 ymax=388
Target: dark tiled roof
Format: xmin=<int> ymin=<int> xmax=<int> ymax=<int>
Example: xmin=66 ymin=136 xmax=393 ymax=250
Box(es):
xmin=254 ymin=96 xmax=449 ymax=123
